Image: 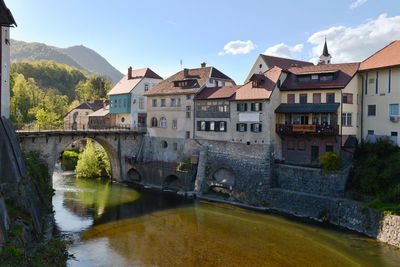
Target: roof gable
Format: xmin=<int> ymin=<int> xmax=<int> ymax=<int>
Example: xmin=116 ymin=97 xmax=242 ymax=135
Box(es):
xmin=360 ymin=40 xmax=400 ymax=71
xmin=260 ymin=54 xmax=314 ymax=70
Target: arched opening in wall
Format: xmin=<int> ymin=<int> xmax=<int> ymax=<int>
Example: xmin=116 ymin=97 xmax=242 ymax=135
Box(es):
xmin=127 ymin=168 xmax=141 ymax=183
xmin=162 ymin=175 xmax=183 ymax=192
xmin=151 ymin=117 xmax=158 ymax=128
xmin=207 ymin=167 xmax=235 ymax=198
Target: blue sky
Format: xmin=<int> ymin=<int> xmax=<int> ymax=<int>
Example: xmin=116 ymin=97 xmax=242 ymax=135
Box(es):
xmin=6 ymin=0 xmax=400 ymax=83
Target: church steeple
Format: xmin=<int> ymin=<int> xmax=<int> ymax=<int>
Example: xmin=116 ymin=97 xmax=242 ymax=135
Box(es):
xmin=319 ymin=38 xmax=332 ymax=65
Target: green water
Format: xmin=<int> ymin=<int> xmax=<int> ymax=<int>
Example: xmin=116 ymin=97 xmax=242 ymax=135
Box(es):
xmin=53 ymin=167 xmax=400 ymax=267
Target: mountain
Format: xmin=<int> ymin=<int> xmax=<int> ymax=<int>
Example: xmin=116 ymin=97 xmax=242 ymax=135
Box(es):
xmin=10 ymin=39 xmax=123 ymax=83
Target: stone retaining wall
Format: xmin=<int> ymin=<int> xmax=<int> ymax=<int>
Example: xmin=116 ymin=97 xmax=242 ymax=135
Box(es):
xmin=273 ymin=164 xmax=349 ymax=197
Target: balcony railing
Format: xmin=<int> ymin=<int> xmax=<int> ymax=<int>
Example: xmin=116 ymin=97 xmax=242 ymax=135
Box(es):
xmin=276 ymin=123 xmax=339 ymax=135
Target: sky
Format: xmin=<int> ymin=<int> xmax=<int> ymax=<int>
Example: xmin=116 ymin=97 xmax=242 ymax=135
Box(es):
xmin=6 ymin=0 xmax=400 ymax=83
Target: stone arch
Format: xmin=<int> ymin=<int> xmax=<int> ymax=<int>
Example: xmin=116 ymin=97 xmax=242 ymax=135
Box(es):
xmin=212 ymin=167 xmax=235 ymax=187
xmin=127 ymin=168 xmax=141 ymax=182
xmin=162 ymin=175 xmax=183 ymax=190
xmin=55 ymin=136 xmax=120 ymax=180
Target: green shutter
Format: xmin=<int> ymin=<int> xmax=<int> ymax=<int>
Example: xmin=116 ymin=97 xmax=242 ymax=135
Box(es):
xmin=224 ymin=122 xmax=227 ymax=132
xmin=215 ymin=121 xmax=220 ymax=131
xmin=259 ymin=124 xmax=262 ymax=132
xmin=244 ymin=103 xmax=248 ymax=111
xmin=244 ymin=123 xmax=247 ymax=131
xmin=236 ymin=123 xmax=240 ymax=131
xmin=205 ymin=121 xmax=210 ymax=131
xmin=197 ymin=121 xmax=201 ymax=131
xmin=251 ymin=103 xmax=255 ymax=111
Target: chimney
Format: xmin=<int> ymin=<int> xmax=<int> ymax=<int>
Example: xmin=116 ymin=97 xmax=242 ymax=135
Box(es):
xmin=201 ymin=62 xmax=206 ymax=68
xmin=183 ymin=68 xmax=189 ymax=78
xmin=128 ymin=66 xmax=132 ymax=79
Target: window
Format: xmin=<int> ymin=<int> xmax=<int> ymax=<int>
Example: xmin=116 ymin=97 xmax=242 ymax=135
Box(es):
xmin=218 ymin=121 xmax=226 ymax=132
xmin=144 ymin=84 xmax=149 ymax=92
xmin=209 ymin=78 xmax=214 ymax=84
xmin=186 ymin=131 xmax=190 ymax=139
xmin=221 ymin=81 xmax=225 ymax=86
xmin=236 ymin=123 xmax=247 ymax=132
xmin=311 ymin=74 xmax=318 ymax=80
xmin=298 ymin=76 xmax=310 ymax=82
xmin=287 ymin=94 xmax=295 ymax=104
xmin=172 ymin=119 xmax=177 ymax=129
xmin=177 ymin=98 xmax=181 ymax=106
xmin=151 ymin=117 xmax=158 ymax=127
xmin=376 ymin=72 xmax=379 ymax=94
xmin=170 ymin=98 xmax=176 ymax=107
xmin=298 ymin=140 xmax=305 ymax=150
xmin=300 ymin=94 xmax=307 ymax=104
xmin=161 ymin=99 xmax=166 ymax=107
xmin=237 ymin=103 xmax=248 ymax=112
xmin=173 ymin=143 xmax=178 ymax=151
xmin=259 ymin=64 xmax=262 ymax=68
xmin=159 ymin=117 xmax=167 ymax=128
xmin=287 ymin=140 xmax=294 ymax=150
xmin=326 ymin=143 xmax=333 ymax=152
xmin=251 ymin=123 xmax=262 ymax=132
xmin=341 ymin=113 xmax=352 ymax=126
xmin=186 ymin=112 xmax=190 ymax=118
xmin=124 ymin=99 xmax=127 ymax=108
xmin=389 ymin=104 xmax=399 ymax=116
xmin=367 ymin=104 xmax=376 ymax=116
xmin=300 ymin=114 xmax=309 ymax=124
xmin=320 ymin=75 xmax=333 ymax=81
xmin=114 ymin=99 xmax=117 ymax=107
xmin=152 ymin=99 xmax=157 ymax=107
xmin=342 ymin=93 xmax=353 ymax=104
xmin=251 ymin=103 xmax=263 ymax=111
xmin=139 ymin=97 xmax=144 ymax=109
xmin=215 ymin=81 xmax=219 ymax=87
xmin=327 ymin=93 xmax=335 ymax=103
xmin=391 ymin=132 xmax=398 ymax=137
xmin=121 ymin=117 xmax=125 ymax=123
xmin=186 ymin=95 xmax=191 ymax=100
xmin=110 ymin=101 xmax=112 ymax=108
xmin=313 ymin=93 xmax=321 ymax=104
xmin=161 ymin=140 xmax=168 ymax=148
xmin=312 ymin=113 xmax=319 ymax=124
xmin=367 ymin=130 xmax=374 ymax=135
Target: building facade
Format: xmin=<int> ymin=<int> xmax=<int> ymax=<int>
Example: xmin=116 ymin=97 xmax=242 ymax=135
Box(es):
xmin=63 ymin=100 xmax=105 ymax=130
xmin=0 ymin=1 xmax=16 ymax=119
xmin=145 ymin=63 xmax=235 ymax=139
xmin=275 ymin=63 xmax=360 ymax=163
xmin=359 ymin=41 xmax=400 ymax=145
xmin=108 ymin=67 xmax=163 ymax=129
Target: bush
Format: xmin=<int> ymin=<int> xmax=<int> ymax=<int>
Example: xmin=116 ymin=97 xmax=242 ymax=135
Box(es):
xmin=177 ymin=159 xmax=191 ymax=171
xmin=75 ymin=140 xmax=110 ymax=178
xmin=318 ymin=152 xmax=341 ymax=173
xmin=61 ymin=150 xmax=79 ymax=170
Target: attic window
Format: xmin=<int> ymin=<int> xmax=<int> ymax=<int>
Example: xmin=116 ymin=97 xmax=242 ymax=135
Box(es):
xmin=259 ymin=64 xmax=262 ymax=68
xmin=173 ymin=79 xmax=198 ymax=88
xmin=311 ymin=74 xmax=318 ymax=80
xmin=252 ymin=80 xmax=261 ymax=88
xmin=298 ymin=76 xmax=310 ymax=82
xmin=320 ymin=75 xmax=334 ymax=81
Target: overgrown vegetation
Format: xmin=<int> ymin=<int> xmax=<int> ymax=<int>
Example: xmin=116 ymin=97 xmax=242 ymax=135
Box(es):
xmin=177 ymin=159 xmax=191 ymax=172
xmin=61 ymin=150 xmax=80 ymax=171
xmin=75 ymin=140 xmax=110 ymax=178
xmin=348 ymin=139 xmax=400 ymax=214
xmin=9 ymin=61 xmax=113 ymax=126
xmin=318 ymin=152 xmax=342 ymax=173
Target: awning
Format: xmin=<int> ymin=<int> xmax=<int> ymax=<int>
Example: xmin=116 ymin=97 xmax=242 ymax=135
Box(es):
xmin=275 ymin=103 xmax=340 ymax=113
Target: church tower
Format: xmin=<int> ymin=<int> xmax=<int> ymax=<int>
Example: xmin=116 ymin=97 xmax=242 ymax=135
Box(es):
xmin=318 ymin=38 xmax=332 ymax=65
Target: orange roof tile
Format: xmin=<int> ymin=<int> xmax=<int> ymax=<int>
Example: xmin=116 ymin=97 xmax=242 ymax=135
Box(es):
xmin=195 ymin=85 xmax=241 ymax=100
xmin=233 ymin=66 xmax=282 ymax=100
xmin=360 ymin=40 xmax=400 ymax=71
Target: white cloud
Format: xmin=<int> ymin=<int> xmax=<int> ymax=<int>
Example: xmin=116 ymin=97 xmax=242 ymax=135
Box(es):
xmin=263 ymin=43 xmax=304 ymax=58
xmin=218 ymin=40 xmax=256 ymax=56
xmin=350 ymin=0 xmax=367 ymax=9
xmin=307 ymin=14 xmax=400 ymax=63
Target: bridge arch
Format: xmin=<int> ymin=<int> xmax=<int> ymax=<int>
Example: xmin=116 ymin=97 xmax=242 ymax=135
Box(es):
xmin=162 ymin=175 xmax=183 ymax=191
xmin=127 ymin=168 xmax=141 ymax=182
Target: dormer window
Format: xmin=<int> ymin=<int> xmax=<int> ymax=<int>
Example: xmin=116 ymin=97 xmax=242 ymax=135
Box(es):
xmin=252 ymin=80 xmax=261 ymax=88
xmin=311 ymin=74 xmax=318 ymax=80
xmin=320 ymin=75 xmax=334 ymax=81
xmin=298 ymin=76 xmax=310 ymax=82
xmin=173 ymin=79 xmax=198 ymax=88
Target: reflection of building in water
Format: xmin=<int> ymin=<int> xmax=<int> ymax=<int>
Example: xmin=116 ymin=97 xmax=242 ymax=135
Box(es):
xmin=62 ymin=195 xmax=91 ymax=217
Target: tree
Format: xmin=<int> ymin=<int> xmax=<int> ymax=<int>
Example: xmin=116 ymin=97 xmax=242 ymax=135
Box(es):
xmin=76 ymin=74 xmax=113 ymax=102
xmin=75 ymin=140 xmax=102 ymax=178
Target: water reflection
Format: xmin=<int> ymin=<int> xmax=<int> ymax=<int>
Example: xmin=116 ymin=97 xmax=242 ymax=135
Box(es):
xmin=52 ymin=166 xmax=400 ymax=267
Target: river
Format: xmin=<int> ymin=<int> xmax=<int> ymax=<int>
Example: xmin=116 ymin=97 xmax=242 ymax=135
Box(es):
xmin=52 ymin=165 xmax=400 ymax=267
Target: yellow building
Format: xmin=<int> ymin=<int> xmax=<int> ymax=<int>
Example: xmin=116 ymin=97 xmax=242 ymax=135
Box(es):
xmin=359 ymin=40 xmax=400 ymax=145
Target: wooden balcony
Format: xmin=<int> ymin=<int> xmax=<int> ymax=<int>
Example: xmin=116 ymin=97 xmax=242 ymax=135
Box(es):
xmin=276 ymin=123 xmax=339 ymax=135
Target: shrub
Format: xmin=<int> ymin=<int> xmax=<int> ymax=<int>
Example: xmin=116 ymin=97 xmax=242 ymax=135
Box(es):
xmin=61 ymin=150 xmax=79 ymax=170
xmin=75 ymin=140 xmax=110 ymax=178
xmin=177 ymin=159 xmax=191 ymax=171
xmin=319 ymin=152 xmax=341 ymax=173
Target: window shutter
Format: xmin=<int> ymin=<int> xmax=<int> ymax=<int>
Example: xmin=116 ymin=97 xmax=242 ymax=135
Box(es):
xmin=259 ymin=124 xmax=262 ymax=132
xmin=250 ymin=123 xmax=254 ymax=132
xmin=348 ymin=94 xmax=353 ymax=104
xmin=215 ymin=121 xmax=220 ymax=131
xmin=244 ymin=103 xmax=248 ymax=111
xmin=236 ymin=123 xmax=240 ymax=131
xmin=259 ymin=103 xmax=263 ymax=111
xmin=205 ymin=121 xmax=210 ymax=131
xmin=251 ymin=103 xmax=255 ymax=111
xmin=224 ymin=122 xmax=227 ymax=132
xmin=237 ymin=104 xmax=240 ymax=111
xmin=244 ymin=124 xmax=247 ymax=131
xmin=197 ymin=121 xmax=201 ymax=131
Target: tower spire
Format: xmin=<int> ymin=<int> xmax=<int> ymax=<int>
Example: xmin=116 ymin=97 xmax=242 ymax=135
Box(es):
xmin=318 ymin=37 xmax=332 ymax=65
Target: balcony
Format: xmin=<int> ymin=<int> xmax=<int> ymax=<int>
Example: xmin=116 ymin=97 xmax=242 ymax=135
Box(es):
xmin=276 ymin=123 xmax=339 ymax=135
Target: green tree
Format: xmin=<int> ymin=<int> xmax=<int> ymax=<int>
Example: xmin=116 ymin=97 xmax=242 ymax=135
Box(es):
xmin=76 ymin=74 xmax=113 ymax=102
xmin=75 ymin=140 xmax=102 ymax=178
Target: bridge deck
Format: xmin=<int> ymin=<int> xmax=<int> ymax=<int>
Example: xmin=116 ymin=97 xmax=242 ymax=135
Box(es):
xmin=16 ymin=129 xmax=147 ymax=137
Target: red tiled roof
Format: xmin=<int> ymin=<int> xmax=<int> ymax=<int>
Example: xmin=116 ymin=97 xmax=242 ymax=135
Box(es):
xmin=232 ymin=66 xmax=282 ymax=100
xmin=107 ymin=68 xmax=162 ymax=96
xmin=261 ymin=54 xmax=313 ymax=70
xmin=281 ymin=63 xmax=359 ymax=91
xmin=360 ymin=40 xmax=400 ymax=71
xmin=195 ymin=85 xmax=241 ymax=100
xmin=145 ymin=66 xmax=234 ymax=96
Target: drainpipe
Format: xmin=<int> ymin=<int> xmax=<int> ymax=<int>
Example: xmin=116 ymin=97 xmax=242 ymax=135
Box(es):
xmin=360 ymin=74 xmax=364 ymax=142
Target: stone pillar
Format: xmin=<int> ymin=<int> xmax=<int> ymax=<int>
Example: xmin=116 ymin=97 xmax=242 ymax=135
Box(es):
xmin=194 ymin=145 xmax=208 ymax=194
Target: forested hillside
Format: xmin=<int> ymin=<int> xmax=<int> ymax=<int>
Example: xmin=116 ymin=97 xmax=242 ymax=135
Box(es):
xmin=10 ymin=61 xmax=113 ymax=125
xmin=11 ymin=39 xmax=124 ymax=83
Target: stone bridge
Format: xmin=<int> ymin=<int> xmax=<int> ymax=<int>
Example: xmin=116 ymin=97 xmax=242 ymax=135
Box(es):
xmin=17 ymin=130 xmax=145 ymax=181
